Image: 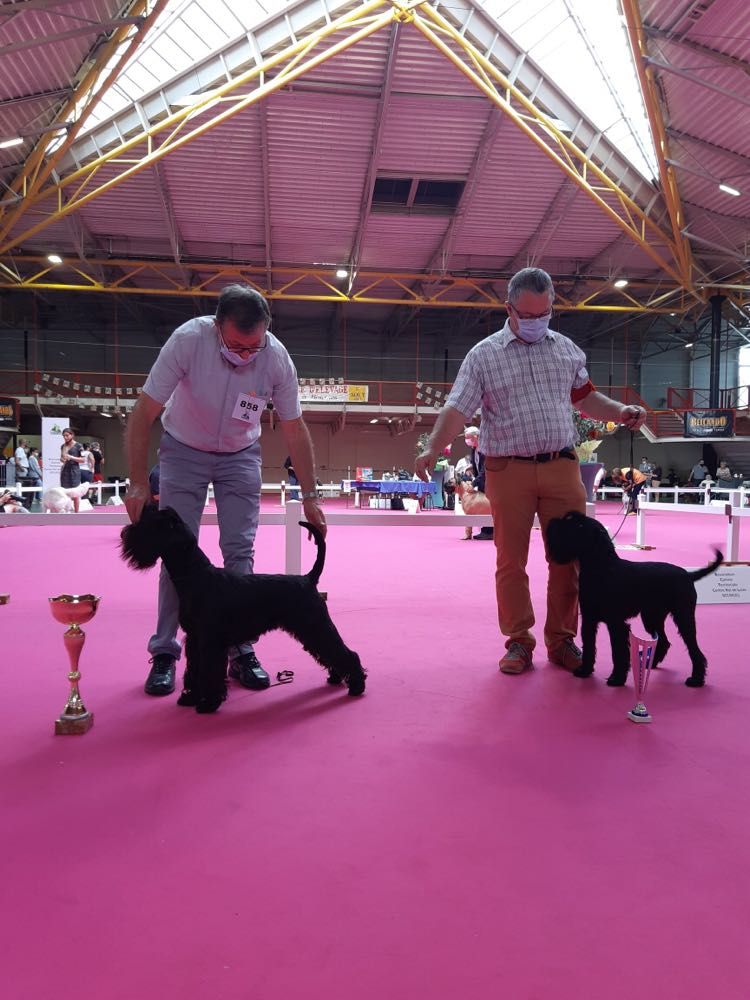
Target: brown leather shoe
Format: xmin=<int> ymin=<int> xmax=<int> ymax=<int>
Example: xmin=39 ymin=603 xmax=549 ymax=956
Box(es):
xmin=499 ymin=642 xmax=533 ymax=674
xmin=548 ymin=639 xmax=583 ymax=671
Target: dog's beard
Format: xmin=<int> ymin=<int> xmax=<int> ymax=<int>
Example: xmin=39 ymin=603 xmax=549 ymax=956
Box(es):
xmin=120 ymin=524 xmax=161 ymax=570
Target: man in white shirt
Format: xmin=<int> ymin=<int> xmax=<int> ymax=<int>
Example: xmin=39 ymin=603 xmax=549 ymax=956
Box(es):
xmin=126 ymin=284 xmax=325 ymax=698
xmin=14 ymin=439 xmax=29 ymax=479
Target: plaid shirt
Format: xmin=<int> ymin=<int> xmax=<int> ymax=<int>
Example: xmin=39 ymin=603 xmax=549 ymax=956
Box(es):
xmin=445 ymin=320 xmax=590 ymax=457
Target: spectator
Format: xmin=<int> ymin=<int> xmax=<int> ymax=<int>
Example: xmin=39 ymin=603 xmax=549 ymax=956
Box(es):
xmin=14 ymin=438 xmax=30 ymax=480
xmin=0 ymin=488 xmax=27 ymax=513
xmin=80 ymin=443 xmax=95 ymax=484
xmin=716 ymin=460 xmax=733 ymax=483
xmin=90 ymin=441 xmax=105 ymax=482
xmin=462 ymin=425 xmax=492 ymax=539
xmin=60 ymin=428 xmax=85 ymax=489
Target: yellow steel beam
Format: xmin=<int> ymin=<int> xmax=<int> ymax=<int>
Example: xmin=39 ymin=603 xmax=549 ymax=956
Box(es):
xmin=0 ymin=0 xmax=172 ymax=244
xmin=0 ymin=254 xmax=696 ymax=313
xmin=620 ymin=0 xmax=696 ymax=286
xmin=410 ymin=2 xmax=698 ymax=299
xmin=0 ymin=0 xmax=396 ymax=255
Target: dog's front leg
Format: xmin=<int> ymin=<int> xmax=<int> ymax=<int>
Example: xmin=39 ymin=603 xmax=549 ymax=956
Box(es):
xmin=605 ymin=621 xmax=631 ymax=686
xmin=574 ymin=615 xmax=597 ymax=678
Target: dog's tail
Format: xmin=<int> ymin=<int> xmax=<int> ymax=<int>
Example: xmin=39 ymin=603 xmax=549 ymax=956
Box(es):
xmin=689 ymin=549 xmax=723 ymax=582
xmin=300 ymin=520 xmax=326 ymax=587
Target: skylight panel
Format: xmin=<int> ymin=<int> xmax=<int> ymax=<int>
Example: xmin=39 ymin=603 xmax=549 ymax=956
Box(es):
xmin=481 ymin=0 xmax=658 ymax=182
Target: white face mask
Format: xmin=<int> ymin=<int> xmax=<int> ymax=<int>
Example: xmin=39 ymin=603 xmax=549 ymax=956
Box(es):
xmin=514 ymin=314 xmax=551 ymax=343
xmin=219 ymin=343 xmax=256 ymax=367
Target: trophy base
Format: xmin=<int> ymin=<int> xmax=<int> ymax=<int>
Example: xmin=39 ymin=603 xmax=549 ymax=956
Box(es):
xmin=55 ymin=711 xmax=94 ymax=735
xmin=627 ymin=708 xmax=653 ymax=724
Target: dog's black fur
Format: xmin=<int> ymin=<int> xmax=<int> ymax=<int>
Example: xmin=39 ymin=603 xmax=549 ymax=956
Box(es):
xmin=546 ymin=510 xmax=722 ymax=687
xmin=121 ymin=505 xmax=366 ymax=713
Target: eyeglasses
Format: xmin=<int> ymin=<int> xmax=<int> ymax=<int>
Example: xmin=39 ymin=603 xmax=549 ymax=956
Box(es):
xmin=508 ymin=302 xmax=552 ymax=320
xmin=219 ymin=329 xmax=267 ymax=356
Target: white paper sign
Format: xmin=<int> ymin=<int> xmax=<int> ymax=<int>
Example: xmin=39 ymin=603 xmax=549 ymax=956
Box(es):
xmin=694 ymin=564 xmax=750 ymax=604
xmin=41 ymin=417 xmax=66 ymax=494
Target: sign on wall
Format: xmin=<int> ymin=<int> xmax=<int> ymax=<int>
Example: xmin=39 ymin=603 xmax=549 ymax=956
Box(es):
xmin=684 ymin=409 xmax=734 ymax=437
xmin=298 ymin=384 xmax=368 ymax=403
xmin=0 ymin=396 xmax=19 ymax=429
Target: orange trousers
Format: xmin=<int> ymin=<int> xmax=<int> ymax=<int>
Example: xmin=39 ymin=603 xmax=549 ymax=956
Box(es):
xmin=484 ymin=456 xmax=586 ymax=653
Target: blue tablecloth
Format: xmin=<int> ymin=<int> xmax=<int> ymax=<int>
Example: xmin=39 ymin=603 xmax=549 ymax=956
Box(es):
xmin=348 ymin=480 xmax=436 ymax=496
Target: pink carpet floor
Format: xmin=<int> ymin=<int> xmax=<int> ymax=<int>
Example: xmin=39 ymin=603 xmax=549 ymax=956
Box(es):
xmin=2 ymin=502 xmax=749 ymax=999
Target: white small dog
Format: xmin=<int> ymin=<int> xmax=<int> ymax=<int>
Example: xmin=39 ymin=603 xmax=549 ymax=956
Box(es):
xmin=43 ymin=483 xmax=91 ymax=513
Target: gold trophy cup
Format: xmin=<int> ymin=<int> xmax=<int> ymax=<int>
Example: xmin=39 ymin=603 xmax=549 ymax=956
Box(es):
xmin=49 ymin=594 xmax=100 ymax=735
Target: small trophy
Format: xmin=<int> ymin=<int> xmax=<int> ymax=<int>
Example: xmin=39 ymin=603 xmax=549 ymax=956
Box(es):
xmin=627 ymin=629 xmax=657 ymax=724
xmin=49 ymin=594 xmax=100 ymax=735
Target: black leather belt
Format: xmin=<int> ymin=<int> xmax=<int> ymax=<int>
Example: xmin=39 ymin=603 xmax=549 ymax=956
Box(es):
xmin=511 ymin=449 xmax=576 ymax=463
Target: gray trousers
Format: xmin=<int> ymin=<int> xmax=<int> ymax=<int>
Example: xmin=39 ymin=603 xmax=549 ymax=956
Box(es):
xmin=147 ymin=432 xmax=262 ymax=660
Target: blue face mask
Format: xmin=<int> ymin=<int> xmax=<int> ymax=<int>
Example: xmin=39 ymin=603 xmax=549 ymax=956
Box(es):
xmin=514 ymin=314 xmax=551 ymax=343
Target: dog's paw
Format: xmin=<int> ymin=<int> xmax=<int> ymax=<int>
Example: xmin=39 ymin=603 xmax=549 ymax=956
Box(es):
xmin=685 ymin=676 xmax=705 ymax=688
xmin=326 ymin=671 xmax=344 ymax=686
xmin=573 ymin=666 xmax=594 ymax=678
xmin=195 ymin=697 xmax=224 ymax=714
xmin=606 ymin=674 xmax=627 ymax=687
xmin=177 ymin=689 xmax=197 ymax=707
xmin=346 ymin=673 xmax=366 ymax=697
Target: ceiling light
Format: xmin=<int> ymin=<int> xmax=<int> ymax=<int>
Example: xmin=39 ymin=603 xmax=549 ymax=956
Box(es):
xmin=336 ymin=269 xmax=348 ymax=279
xmin=47 ymin=254 xmax=63 ymax=265
xmin=369 ymin=418 xmax=378 ymax=424
xmin=684 ymin=342 xmax=693 ymax=348
xmin=613 ymin=278 xmax=629 ymax=289
xmin=718 ymin=183 xmax=741 ymax=197
xmin=0 ymin=136 xmax=23 ymax=149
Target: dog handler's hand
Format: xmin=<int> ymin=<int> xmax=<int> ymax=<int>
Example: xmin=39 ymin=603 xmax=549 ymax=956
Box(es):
xmin=415 ymin=448 xmax=437 ymax=483
xmin=303 ymin=498 xmax=327 ymax=539
xmin=125 ymin=481 xmax=150 ymax=523
xmin=620 ymin=405 xmax=646 ymax=431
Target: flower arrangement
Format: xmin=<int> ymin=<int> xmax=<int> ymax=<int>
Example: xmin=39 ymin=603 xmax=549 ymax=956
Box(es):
xmin=572 ymin=409 xmax=617 ymax=463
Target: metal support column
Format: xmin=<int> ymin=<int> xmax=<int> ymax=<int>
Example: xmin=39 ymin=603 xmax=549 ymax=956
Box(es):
xmin=709 ymin=293 xmax=725 ymax=407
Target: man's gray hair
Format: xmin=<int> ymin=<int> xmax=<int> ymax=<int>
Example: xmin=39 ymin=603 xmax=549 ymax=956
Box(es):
xmin=507 ymin=267 xmax=554 ymax=304
xmin=464 ymin=426 xmax=480 ymax=437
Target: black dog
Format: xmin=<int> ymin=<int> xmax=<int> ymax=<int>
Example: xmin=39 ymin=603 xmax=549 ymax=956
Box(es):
xmin=121 ymin=506 xmax=366 ymax=713
xmin=546 ymin=510 xmax=722 ymax=687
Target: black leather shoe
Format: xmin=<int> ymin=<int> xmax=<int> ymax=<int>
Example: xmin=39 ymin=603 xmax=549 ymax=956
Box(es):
xmin=229 ymin=651 xmax=271 ymax=690
xmin=474 ymin=528 xmax=494 ymax=540
xmin=145 ymin=654 xmax=176 ymax=696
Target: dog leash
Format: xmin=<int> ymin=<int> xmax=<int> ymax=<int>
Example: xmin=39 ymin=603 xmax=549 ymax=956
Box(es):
xmin=270 ymin=670 xmax=295 ymax=687
xmin=609 ymin=430 xmax=635 ymax=542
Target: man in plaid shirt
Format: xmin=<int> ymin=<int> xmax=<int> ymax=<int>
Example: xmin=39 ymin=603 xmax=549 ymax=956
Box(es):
xmin=415 ymin=267 xmax=645 ymax=676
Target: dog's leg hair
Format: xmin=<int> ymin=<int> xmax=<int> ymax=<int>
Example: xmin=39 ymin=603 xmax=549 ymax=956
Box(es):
xmin=285 ymin=601 xmax=366 ymax=696
xmin=178 ymin=633 xmax=228 ymax=713
xmin=176 ymin=634 xmax=199 ymax=707
xmin=605 ymin=620 xmax=631 ymax=686
xmin=671 ymin=600 xmax=707 ymax=687
xmin=573 ymin=614 xmax=597 ymax=678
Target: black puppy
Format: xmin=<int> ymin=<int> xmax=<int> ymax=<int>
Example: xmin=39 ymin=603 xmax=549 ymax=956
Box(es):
xmin=546 ymin=510 xmax=722 ymax=687
xmin=121 ymin=505 xmax=366 ymax=713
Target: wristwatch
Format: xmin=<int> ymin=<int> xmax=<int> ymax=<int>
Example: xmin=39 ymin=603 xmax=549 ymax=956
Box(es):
xmin=300 ymin=490 xmax=320 ymax=500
